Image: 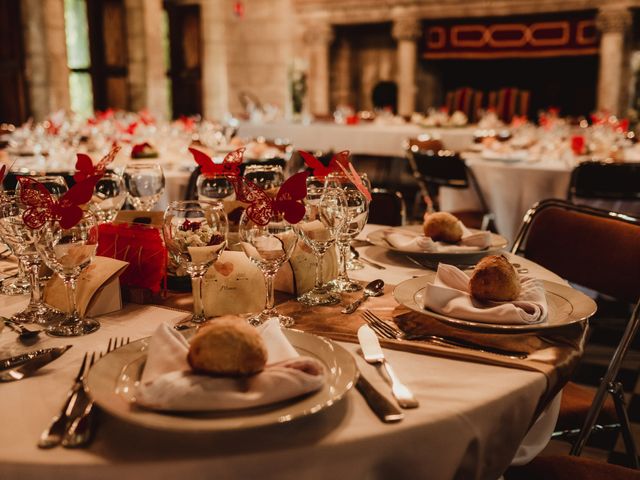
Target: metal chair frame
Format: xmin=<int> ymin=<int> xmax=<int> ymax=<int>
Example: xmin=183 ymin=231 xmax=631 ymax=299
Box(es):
xmin=404 ymin=143 xmax=494 ymax=230
xmin=511 ymin=198 xmax=640 ymax=468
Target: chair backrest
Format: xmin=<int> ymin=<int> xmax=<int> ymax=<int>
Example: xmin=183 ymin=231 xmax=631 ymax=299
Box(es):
xmin=184 ymin=166 xmax=200 ymax=200
xmin=568 ymin=161 xmax=640 ymax=201
xmin=409 ymin=150 xmax=469 ymax=189
xmin=368 ymin=189 xmax=406 ymax=226
xmin=512 ymin=199 xmax=640 ymax=303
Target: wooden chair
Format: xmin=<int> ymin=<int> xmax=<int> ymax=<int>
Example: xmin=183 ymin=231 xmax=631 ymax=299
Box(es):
xmin=405 ymin=137 xmax=494 ymax=230
xmin=368 ymin=188 xmax=406 ymax=226
xmin=511 ymin=199 xmax=640 ymax=467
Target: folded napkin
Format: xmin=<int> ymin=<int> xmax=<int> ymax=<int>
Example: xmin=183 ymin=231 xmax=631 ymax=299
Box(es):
xmin=384 ymin=223 xmax=491 ymax=253
xmin=135 ymin=319 xmax=325 ymax=411
xmin=421 ymin=264 xmax=548 ymax=325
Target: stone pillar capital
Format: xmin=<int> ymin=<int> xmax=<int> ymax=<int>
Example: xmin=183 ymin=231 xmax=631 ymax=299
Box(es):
xmin=392 ymin=16 xmax=422 ymax=42
xmin=303 ymin=21 xmax=334 ymax=46
xmin=596 ymin=7 xmax=632 ymax=34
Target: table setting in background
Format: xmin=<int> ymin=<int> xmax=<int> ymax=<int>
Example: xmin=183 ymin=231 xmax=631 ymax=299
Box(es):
xmin=0 ymin=130 xmax=600 ymax=480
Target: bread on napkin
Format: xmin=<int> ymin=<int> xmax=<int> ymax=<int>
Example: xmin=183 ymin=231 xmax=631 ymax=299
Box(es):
xmin=423 ymin=212 xmax=463 ymax=243
xmin=469 ymin=255 xmax=521 ymax=302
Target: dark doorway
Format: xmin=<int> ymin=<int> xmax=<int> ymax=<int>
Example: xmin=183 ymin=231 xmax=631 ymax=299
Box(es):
xmin=0 ymin=0 xmax=29 ymax=124
xmin=166 ymin=2 xmax=202 ymax=118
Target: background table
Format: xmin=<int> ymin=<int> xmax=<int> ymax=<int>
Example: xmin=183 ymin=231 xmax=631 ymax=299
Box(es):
xmin=0 ymin=225 xmax=568 ymax=480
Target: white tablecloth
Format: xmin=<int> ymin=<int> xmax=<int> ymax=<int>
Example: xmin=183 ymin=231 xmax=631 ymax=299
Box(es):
xmin=0 ymin=225 xmax=567 ymax=480
xmin=238 ymin=121 xmax=476 ymax=156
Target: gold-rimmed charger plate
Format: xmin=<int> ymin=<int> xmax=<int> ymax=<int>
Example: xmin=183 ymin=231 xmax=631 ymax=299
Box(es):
xmin=85 ymin=330 xmax=356 ymax=432
xmin=394 ymin=272 xmax=597 ymax=333
xmin=367 ymin=225 xmax=508 ymax=265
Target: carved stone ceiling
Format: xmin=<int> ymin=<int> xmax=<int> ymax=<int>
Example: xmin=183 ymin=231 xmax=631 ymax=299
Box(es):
xmin=294 ymin=0 xmax=640 ymax=24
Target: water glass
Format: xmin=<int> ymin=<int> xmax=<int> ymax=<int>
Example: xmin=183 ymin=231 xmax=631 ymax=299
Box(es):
xmin=124 ymin=162 xmax=165 ymax=211
xmin=90 ymin=172 xmax=127 ymax=223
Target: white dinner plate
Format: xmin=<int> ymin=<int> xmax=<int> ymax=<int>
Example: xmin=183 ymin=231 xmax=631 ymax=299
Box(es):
xmin=86 ymin=329 xmax=357 ymax=432
xmin=367 ymin=225 xmax=508 ymax=265
xmin=393 ymin=272 xmax=597 ymax=333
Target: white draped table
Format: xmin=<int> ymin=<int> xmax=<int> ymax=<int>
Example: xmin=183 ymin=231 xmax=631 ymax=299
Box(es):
xmin=237 ymin=121 xmax=476 ymax=156
xmin=0 ymin=225 xmax=569 ymax=480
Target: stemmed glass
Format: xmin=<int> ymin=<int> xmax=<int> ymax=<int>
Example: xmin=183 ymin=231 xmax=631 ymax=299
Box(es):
xmin=163 ymin=201 xmax=228 ymax=325
xmin=243 ymin=165 xmax=284 ymax=191
xmin=15 ymin=175 xmax=68 ymax=201
xmin=295 ymin=186 xmax=348 ymax=306
xmin=0 ymin=191 xmax=30 ymax=296
xmin=89 ymin=172 xmax=127 ymax=223
xmin=196 ymin=173 xmax=235 ymax=201
xmin=239 ymin=212 xmax=298 ymax=327
xmin=123 ymin=162 xmax=165 ymax=211
xmin=0 ymin=198 xmax=62 ymax=323
xmin=325 ymin=172 xmax=370 ymax=292
xmin=37 ymin=212 xmax=99 ymax=336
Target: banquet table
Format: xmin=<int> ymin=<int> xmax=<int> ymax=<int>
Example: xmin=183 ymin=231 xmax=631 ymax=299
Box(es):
xmin=0 ymin=224 xmax=576 ymax=480
xmin=237 ymin=121 xmax=476 ymax=156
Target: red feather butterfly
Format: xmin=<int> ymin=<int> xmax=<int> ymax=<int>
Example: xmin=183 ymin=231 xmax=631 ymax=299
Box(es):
xmin=189 ymin=147 xmax=244 ymax=178
xmin=298 ymin=150 xmax=350 ymax=179
xmin=73 ymin=146 xmax=121 ymax=183
xmin=232 ymin=172 xmax=308 ymax=226
xmin=18 ymin=177 xmax=95 ymax=230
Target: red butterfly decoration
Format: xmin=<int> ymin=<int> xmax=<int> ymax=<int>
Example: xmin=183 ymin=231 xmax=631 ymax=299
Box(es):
xmin=18 ymin=176 xmax=95 ymax=230
xmin=232 ymin=172 xmax=308 ymax=226
xmin=73 ymin=146 xmax=121 ymax=183
xmin=189 ymin=147 xmax=244 ymax=178
xmin=299 ymin=150 xmax=350 ymax=179
xmin=131 ymin=142 xmax=154 ymax=158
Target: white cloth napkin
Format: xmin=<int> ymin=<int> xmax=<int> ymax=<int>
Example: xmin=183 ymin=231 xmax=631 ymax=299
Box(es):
xmin=421 ymin=264 xmax=548 ymax=325
xmin=135 ymin=320 xmax=325 ymax=411
xmin=384 ymin=223 xmax=492 ymax=253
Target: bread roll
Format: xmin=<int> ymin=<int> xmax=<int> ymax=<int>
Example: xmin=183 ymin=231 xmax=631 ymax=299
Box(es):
xmin=423 ymin=212 xmax=463 ymax=243
xmin=469 ymin=255 xmax=521 ymax=302
xmin=188 ymin=316 xmax=268 ymax=376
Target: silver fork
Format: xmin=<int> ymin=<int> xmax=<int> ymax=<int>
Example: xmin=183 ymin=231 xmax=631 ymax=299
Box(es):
xmin=361 ymin=310 xmax=528 ymax=360
xmin=62 ymin=337 xmax=130 ymax=448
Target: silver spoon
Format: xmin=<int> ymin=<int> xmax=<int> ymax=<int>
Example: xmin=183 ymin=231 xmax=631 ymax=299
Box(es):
xmin=4 ymin=320 xmax=43 ymax=342
xmin=350 ymin=246 xmax=386 ymax=270
xmin=342 ymin=279 xmax=385 ymax=314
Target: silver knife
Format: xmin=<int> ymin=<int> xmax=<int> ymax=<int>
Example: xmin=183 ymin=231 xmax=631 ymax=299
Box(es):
xmin=355 ymin=371 xmax=404 ymax=423
xmin=0 ymin=345 xmax=72 ymax=382
xmin=0 ymin=346 xmax=71 ymax=370
xmin=358 ymin=325 xmax=419 ymax=409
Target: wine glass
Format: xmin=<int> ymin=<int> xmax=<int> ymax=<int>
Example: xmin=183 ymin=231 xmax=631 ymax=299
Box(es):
xmin=196 ymin=173 xmax=235 ymax=200
xmin=36 ymin=212 xmax=99 ymax=336
xmin=0 ymin=191 xmax=30 ymax=296
xmin=15 ymin=175 xmax=68 ymax=200
xmin=163 ymin=200 xmax=228 ymax=325
xmin=90 ymin=172 xmax=127 ymax=223
xmin=0 ymin=199 xmax=63 ymax=323
xmin=239 ymin=212 xmax=298 ymax=327
xmin=325 ymin=172 xmax=370 ymax=292
xmin=123 ymin=162 xmax=165 ymax=211
xmin=243 ymin=164 xmax=284 ymax=191
xmin=294 ymin=186 xmax=348 ymax=306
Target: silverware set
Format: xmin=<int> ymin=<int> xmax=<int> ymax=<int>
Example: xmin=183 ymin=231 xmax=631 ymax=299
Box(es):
xmin=361 ymin=310 xmax=528 ymax=360
xmin=38 ymin=337 xmax=129 ymax=449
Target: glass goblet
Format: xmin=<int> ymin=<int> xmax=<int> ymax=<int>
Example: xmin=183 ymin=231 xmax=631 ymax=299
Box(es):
xmin=0 ymin=191 xmax=30 ymax=296
xmin=163 ymin=200 xmax=228 ymax=325
xmin=243 ymin=165 xmax=284 ymax=191
xmin=36 ymin=212 xmax=99 ymax=336
xmin=196 ymin=173 xmax=235 ymax=201
xmin=239 ymin=212 xmax=298 ymax=327
xmin=325 ymin=172 xmax=371 ymax=292
xmin=123 ymin=162 xmax=165 ymax=211
xmin=16 ymin=175 xmax=69 ymax=199
xmin=294 ymin=186 xmax=348 ymax=306
xmin=90 ymin=172 xmax=127 ymax=223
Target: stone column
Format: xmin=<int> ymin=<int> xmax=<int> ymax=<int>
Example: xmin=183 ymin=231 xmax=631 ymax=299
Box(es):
xmin=392 ymin=15 xmax=421 ymax=117
xmin=333 ymin=38 xmax=352 ymax=108
xmin=596 ymin=7 xmax=632 ymax=116
xmin=201 ymin=0 xmax=229 ymax=120
xmin=304 ymin=21 xmax=334 ymax=117
xmin=21 ymin=0 xmax=70 ymax=121
xmin=124 ymin=0 xmax=169 ymax=119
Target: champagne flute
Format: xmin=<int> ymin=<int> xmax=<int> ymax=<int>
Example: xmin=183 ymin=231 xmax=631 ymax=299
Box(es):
xmin=36 ymin=212 xmax=98 ymax=336
xmin=239 ymin=212 xmax=298 ymax=327
xmin=325 ymin=172 xmax=370 ymax=292
xmin=90 ymin=172 xmax=127 ymax=223
xmin=294 ymin=186 xmax=348 ymax=306
xmin=0 ymin=198 xmax=62 ymax=323
xmin=123 ymin=162 xmax=165 ymax=211
xmin=163 ymin=200 xmax=228 ymax=325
